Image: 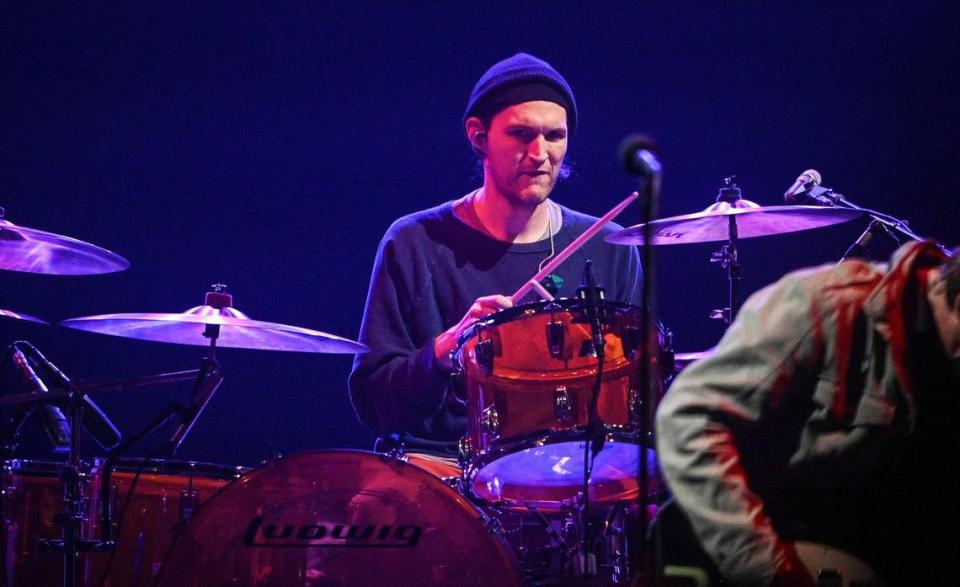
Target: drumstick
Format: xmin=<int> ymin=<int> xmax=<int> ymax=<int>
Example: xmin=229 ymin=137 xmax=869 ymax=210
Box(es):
xmin=511 ymin=191 xmax=639 ymax=304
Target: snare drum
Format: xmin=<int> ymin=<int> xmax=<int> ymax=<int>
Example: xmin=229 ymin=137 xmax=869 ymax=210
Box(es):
xmin=1 ymin=458 xmax=243 ymax=586
xmin=455 ymin=299 xmax=666 ymax=508
xmin=156 ymin=450 xmax=523 ymax=587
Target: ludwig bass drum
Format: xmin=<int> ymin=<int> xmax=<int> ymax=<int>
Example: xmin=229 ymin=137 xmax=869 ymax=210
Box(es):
xmin=455 ymin=298 xmax=666 ymax=508
xmin=155 ymin=450 xmax=523 ymax=587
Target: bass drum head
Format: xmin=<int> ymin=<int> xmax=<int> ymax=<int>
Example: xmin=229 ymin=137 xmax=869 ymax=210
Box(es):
xmin=156 ymin=450 xmax=523 ymax=587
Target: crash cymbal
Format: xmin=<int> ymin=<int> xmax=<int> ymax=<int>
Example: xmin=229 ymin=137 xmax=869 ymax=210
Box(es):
xmin=606 ymin=203 xmax=862 ymax=246
xmin=0 ymin=213 xmax=129 ymax=275
xmin=0 ymin=308 xmax=48 ymax=324
xmin=61 ymin=288 xmax=368 ymax=354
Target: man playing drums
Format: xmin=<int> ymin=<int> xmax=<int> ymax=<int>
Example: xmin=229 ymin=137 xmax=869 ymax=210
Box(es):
xmin=349 ymin=53 xmax=642 ymax=462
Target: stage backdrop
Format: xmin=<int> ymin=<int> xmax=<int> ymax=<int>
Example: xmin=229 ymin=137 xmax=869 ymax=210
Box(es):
xmin=2 ymin=3 xmax=957 ymax=467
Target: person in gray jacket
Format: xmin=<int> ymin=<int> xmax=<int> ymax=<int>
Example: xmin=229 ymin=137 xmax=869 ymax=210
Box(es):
xmin=656 ymin=240 xmax=959 ymax=586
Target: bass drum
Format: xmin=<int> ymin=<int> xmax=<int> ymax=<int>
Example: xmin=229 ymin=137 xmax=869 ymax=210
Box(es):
xmin=156 ymin=450 xmax=523 ymax=587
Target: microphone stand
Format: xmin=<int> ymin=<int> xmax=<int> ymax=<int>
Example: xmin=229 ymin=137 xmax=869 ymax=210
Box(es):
xmin=576 ymin=260 xmax=606 ymax=577
xmin=803 ymin=185 xmax=950 ymax=260
xmin=620 ymin=136 xmax=662 ymax=584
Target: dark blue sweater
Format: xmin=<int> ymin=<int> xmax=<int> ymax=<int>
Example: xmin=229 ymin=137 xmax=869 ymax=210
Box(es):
xmin=348 ymin=200 xmax=642 ymax=453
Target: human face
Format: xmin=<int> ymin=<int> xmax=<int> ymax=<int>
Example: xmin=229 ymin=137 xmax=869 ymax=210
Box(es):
xmin=480 ymin=101 xmax=568 ymax=208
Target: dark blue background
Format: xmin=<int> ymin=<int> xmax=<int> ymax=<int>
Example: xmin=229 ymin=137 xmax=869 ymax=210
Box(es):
xmin=2 ymin=3 xmax=957 ymax=468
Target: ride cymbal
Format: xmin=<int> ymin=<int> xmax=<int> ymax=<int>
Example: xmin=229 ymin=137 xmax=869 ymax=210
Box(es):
xmin=606 ymin=204 xmax=861 ymax=246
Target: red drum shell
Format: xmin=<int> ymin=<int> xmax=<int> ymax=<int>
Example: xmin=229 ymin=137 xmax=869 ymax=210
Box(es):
xmin=457 ymin=299 xmax=665 ymax=508
xmin=156 ymin=450 xmax=523 ymax=587
xmin=0 ymin=458 xmax=242 ymax=586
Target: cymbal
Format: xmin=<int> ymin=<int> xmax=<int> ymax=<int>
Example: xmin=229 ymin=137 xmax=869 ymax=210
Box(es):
xmin=0 ymin=308 xmax=48 ymax=324
xmin=606 ymin=203 xmax=862 ymax=246
xmin=61 ymin=304 xmax=368 ymax=354
xmin=674 ymin=348 xmax=716 ymax=362
xmin=673 ymin=347 xmax=717 ymax=372
xmin=0 ymin=216 xmax=129 ymax=275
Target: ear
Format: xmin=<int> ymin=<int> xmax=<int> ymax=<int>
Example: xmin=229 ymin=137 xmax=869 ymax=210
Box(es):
xmin=465 ymin=117 xmax=487 ymax=154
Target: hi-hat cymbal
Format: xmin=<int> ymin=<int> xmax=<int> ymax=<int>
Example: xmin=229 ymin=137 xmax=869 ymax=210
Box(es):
xmin=0 ymin=308 xmax=48 ymax=325
xmin=606 ymin=204 xmax=862 ymax=246
xmin=0 ymin=215 xmax=129 ymax=275
xmin=61 ymin=301 xmax=368 ymax=354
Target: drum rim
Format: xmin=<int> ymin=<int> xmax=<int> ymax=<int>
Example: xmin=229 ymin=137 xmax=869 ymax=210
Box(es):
xmin=2 ymin=457 xmax=249 ymax=479
xmin=464 ymin=428 xmax=656 ymax=507
xmin=457 ymin=297 xmax=645 ymax=349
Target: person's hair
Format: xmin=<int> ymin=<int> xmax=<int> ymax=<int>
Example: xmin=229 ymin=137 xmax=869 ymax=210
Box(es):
xmin=942 ymin=247 xmax=960 ymax=306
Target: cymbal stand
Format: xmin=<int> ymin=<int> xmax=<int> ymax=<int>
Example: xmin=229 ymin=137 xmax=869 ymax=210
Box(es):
xmin=23 ymin=367 xmax=208 ymax=587
xmin=97 ymin=321 xmax=223 ymax=564
xmin=34 ymin=379 xmax=115 ymax=586
xmin=709 ymin=177 xmax=745 ymax=325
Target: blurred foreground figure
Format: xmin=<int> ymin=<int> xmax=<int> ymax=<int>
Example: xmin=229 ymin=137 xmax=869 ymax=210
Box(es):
xmin=657 ymin=240 xmax=959 ymax=586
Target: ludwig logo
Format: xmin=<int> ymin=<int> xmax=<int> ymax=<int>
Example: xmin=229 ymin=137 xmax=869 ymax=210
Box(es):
xmin=243 ymin=517 xmax=424 ymax=548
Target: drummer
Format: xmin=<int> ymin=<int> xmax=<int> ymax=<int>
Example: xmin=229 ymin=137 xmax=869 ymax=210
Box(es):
xmin=348 ymin=53 xmax=642 ymax=462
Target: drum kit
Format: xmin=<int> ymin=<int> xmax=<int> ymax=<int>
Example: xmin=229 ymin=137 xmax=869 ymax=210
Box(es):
xmin=0 ymin=185 xmax=867 ymax=586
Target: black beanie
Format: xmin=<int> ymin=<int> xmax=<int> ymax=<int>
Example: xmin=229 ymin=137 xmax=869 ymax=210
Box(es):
xmin=464 ymin=53 xmax=578 ymax=135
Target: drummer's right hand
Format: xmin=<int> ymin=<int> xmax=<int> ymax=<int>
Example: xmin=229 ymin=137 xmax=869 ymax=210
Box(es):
xmin=434 ymin=295 xmax=513 ymax=372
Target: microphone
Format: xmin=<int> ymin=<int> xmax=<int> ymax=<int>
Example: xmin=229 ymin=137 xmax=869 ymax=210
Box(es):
xmin=10 ymin=345 xmax=71 ymax=451
xmin=21 ymin=343 xmax=122 ymax=450
xmin=783 ymin=169 xmax=822 ymax=204
xmin=619 ymin=135 xmax=661 ymax=178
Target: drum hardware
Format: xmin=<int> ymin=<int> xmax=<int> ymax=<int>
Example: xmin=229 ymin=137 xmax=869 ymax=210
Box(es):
xmin=457 ymin=298 xmax=666 ymax=509
xmin=608 ymin=177 xmax=864 ymax=327
xmin=481 ymin=405 xmax=500 ymax=435
xmin=553 ymin=387 xmax=574 ymax=423
xmin=0 ymin=355 xmax=203 ymax=587
xmin=546 ymin=320 xmax=565 ymax=358
xmin=781 ymin=169 xmax=949 ymax=260
xmin=56 ymin=285 xmax=368 ymax=586
xmin=0 ymin=207 xmax=130 ymax=275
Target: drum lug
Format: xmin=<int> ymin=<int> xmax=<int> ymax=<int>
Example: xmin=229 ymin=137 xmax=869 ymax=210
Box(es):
xmin=554 ymin=386 xmax=574 ymax=424
xmin=458 ymin=436 xmax=473 ymax=465
xmin=546 ymin=321 xmax=565 ymax=358
xmin=481 ymin=406 xmax=500 ymax=435
xmin=629 ymin=388 xmax=642 ymax=422
xmin=623 ymin=326 xmax=642 ymax=360
xmin=476 ymin=338 xmax=495 ymax=373
xmin=180 ymin=488 xmax=200 ymax=523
